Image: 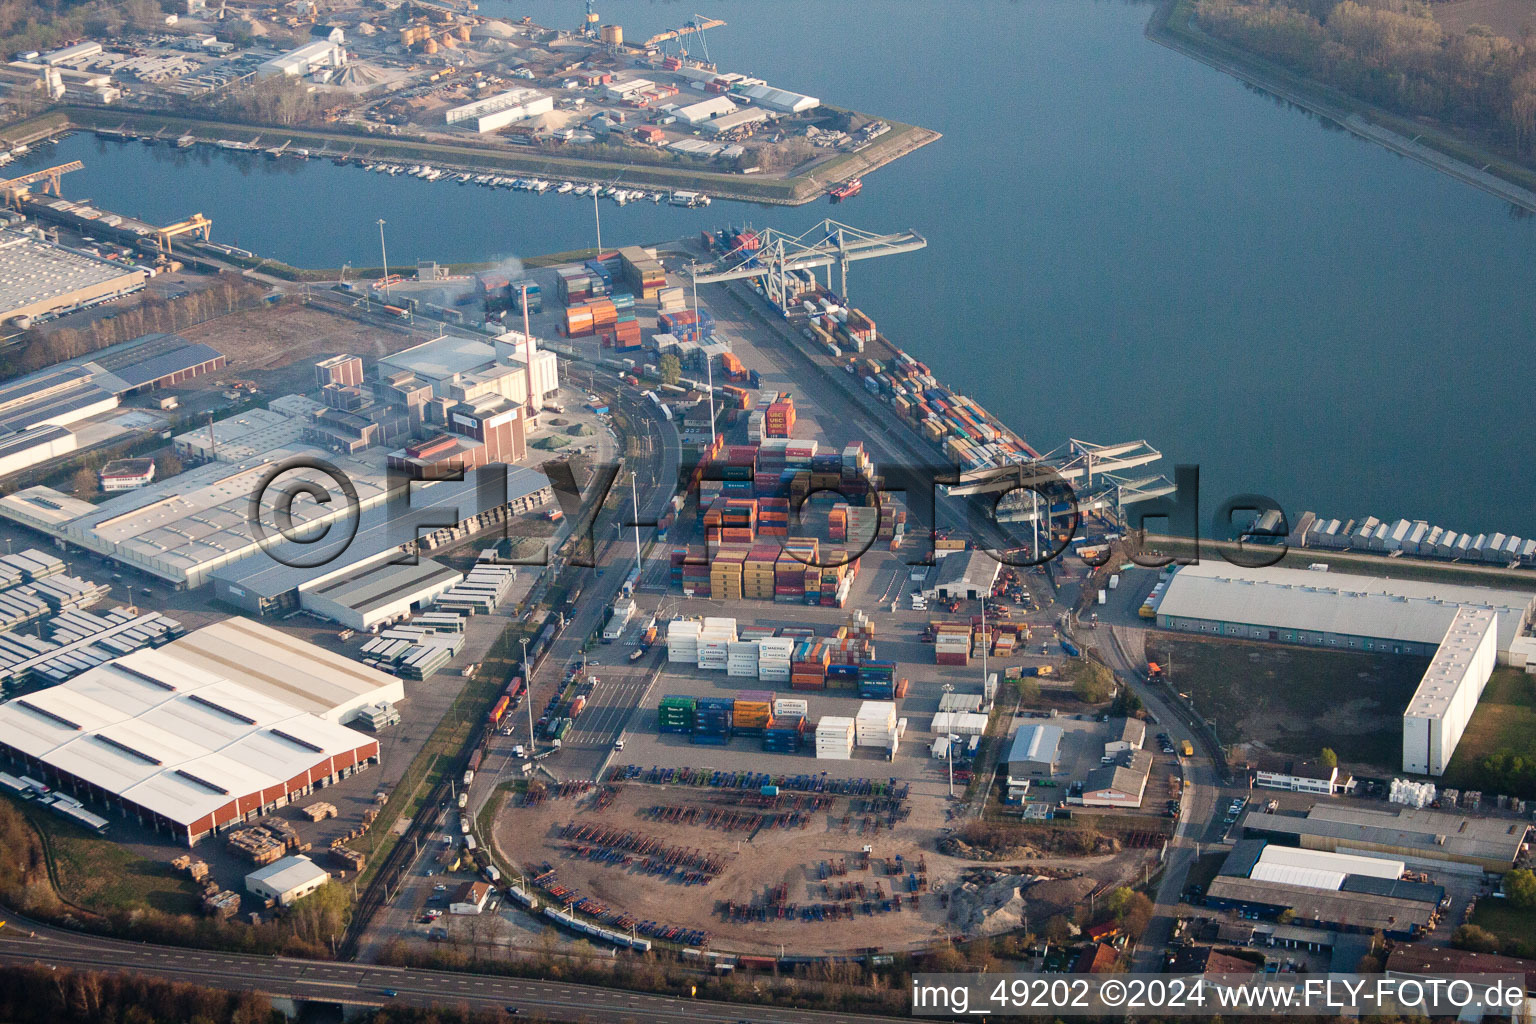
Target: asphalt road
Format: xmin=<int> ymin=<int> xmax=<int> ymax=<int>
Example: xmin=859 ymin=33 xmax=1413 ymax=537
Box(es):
xmin=0 ymin=912 xmax=909 ymax=1024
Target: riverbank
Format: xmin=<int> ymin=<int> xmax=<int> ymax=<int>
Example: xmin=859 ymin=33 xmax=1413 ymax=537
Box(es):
xmin=1148 ymin=0 xmax=1536 ymax=213
xmin=34 ymin=107 xmax=938 ymax=208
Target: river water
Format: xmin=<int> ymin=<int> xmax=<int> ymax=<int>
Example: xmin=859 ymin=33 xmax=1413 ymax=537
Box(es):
xmin=16 ymin=0 xmax=1536 ymax=536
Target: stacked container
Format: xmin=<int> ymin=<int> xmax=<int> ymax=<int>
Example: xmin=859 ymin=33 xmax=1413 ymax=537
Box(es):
xmin=672 ymin=546 xmax=710 ymax=597
xmin=657 ymin=285 xmax=686 ymax=313
xmin=815 ymin=716 xmax=855 ymax=760
xmin=732 ymin=690 xmax=773 ymax=735
xmin=747 ymin=410 xmax=765 ymax=443
xmin=773 ymin=698 xmax=809 ymax=719
xmin=709 ymin=547 xmax=746 ymax=600
xmin=667 ymin=619 xmax=701 ymax=664
xmin=858 ymin=659 xmax=897 ymax=699
xmin=757 ymin=636 xmax=794 ymax=683
xmin=855 ymin=702 xmax=898 ymax=748
xmin=762 ymin=716 xmax=806 ymax=753
xmin=742 ymin=544 xmax=778 ymax=601
xmin=791 ymin=640 xmax=830 ymax=690
xmin=935 ymin=623 xmax=971 ymax=666
xmin=555 ymin=266 xmax=592 ymax=304
xmin=692 ymin=697 xmax=733 ymax=745
xmin=764 ymin=394 xmax=796 ymax=437
xmin=658 ymin=695 xmax=696 ymax=734
xmin=696 ymin=618 xmax=737 ymax=671
xmin=825 ymin=663 xmax=858 ymax=691
xmin=726 ymin=640 xmax=759 ymax=678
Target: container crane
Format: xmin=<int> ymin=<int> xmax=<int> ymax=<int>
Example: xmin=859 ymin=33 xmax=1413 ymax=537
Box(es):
xmin=643 ymin=16 xmax=725 ymax=64
xmin=579 ymin=0 xmax=599 ymax=38
xmin=0 ymin=161 xmax=83 ymax=207
xmin=154 ymin=213 xmax=212 ymax=254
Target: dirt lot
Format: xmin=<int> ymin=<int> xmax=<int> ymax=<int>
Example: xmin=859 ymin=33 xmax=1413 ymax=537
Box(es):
xmin=1146 ymin=635 xmax=1429 ymax=771
xmin=1434 ymin=0 xmax=1536 ymax=38
xmin=180 ymin=301 xmax=417 ymax=380
xmin=490 ymin=781 xmax=1146 ymax=955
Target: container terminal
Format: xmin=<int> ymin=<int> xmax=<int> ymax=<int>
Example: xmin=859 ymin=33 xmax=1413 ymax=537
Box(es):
xmin=2 ymin=169 xmax=1536 ymax=982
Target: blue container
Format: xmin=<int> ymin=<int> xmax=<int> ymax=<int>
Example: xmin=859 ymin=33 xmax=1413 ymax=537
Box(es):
xmin=690 ymin=733 xmax=730 ymax=746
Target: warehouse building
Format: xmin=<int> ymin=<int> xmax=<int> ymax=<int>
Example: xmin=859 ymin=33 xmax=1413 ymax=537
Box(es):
xmin=0 ymin=333 xmax=224 ymax=477
xmin=700 ymin=107 xmax=774 ymax=136
xmin=1005 ymin=724 xmax=1061 ymax=798
xmin=246 ymin=854 xmax=330 ymax=906
xmin=1204 ymin=839 xmax=1442 ymax=939
xmin=1403 ymin=606 xmax=1498 ymax=776
xmin=1080 ymin=749 xmax=1152 ymax=807
xmin=444 ymin=88 xmax=553 ymax=133
xmin=1154 ymin=562 xmax=1535 ymax=660
xmin=675 ymin=95 xmax=737 ymax=125
xmin=0 ymin=621 xmax=397 ymax=845
xmin=257 ymin=35 xmax=346 ymax=78
xmin=0 ymin=448 xmax=391 ymax=589
xmin=298 ymin=557 xmax=463 ymax=631
xmin=922 ymin=549 xmax=1000 ymax=601
xmin=173 ymin=400 xmax=327 ymax=462
xmin=1241 ymin=803 xmax=1529 ymax=874
xmin=735 ymin=83 xmax=820 ymax=113
xmin=0 ymin=226 xmax=147 ymax=325
xmin=210 ymin=465 xmax=551 ymax=616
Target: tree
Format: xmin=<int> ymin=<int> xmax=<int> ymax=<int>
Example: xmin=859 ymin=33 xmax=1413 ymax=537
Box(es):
xmin=155 ymin=453 xmax=184 ymax=479
xmin=1041 ymin=914 xmax=1074 ymax=943
xmin=1319 ymin=747 xmax=1338 ymax=769
xmin=1104 ymin=887 xmax=1154 ymax=938
xmin=1111 ymin=689 xmax=1143 ymax=717
xmin=72 ymin=467 xmax=97 ymax=498
xmin=659 ymin=354 xmax=681 ymax=387
xmin=1013 ymin=676 xmax=1041 ymax=704
xmin=1504 ymin=867 xmax=1536 ymax=909
xmin=1452 ymin=924 xmax=1500 ymax=953
xmin=1068 ymin=659 xmax=1116 ymax=704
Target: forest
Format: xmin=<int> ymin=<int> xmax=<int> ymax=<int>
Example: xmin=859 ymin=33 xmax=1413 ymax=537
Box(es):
xmin=1194 ymin=0 xmax=1536 ymax=159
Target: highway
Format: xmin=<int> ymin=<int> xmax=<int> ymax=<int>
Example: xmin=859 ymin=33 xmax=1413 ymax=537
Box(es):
xmin=0 ymin=912 xmax=909 ymax=1023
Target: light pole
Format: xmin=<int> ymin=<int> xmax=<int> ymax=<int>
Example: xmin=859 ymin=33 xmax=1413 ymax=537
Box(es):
xmin=941 ymin=683 xmax=955 ymax=797
xmin=376 ymin=218 xmax=390 ymax=299
xmin=520 ymin=637 xmax=534 ymax=752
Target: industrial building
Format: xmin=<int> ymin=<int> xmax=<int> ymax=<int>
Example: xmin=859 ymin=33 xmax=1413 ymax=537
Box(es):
xmin=257 ymin=34 xmax=346 ymax=78
xmin=1154 ymin=562 xmax=1535 ymax=660
xmin=1204 ymin=839 xmax=1443 ymax=939
xmin=246 ymin=854 xmax=330 ymax=906
xmin=0 ymin=447 xmax=391 ymax=589
xmin=98 ymin=458 xmax=156 ymax=492
xmin=173 ymin=400 xmax=327 ymax=462
xmin=298 ymin=557 xmax=463 ymax=631
xmin=1248 ymin=756 xmax=1342 ymax=795
xmin=1403 ymin=606 xmax=1498 ymax=776
xmin=921 ymin=549 xmax=1000 ymax=601
xmin=1080 ymin=749 xmax=1152 ymax=807
xmin=735 ymin=83 xmax=820 ymax=113
xmin=444 ymin=88 xmax=553 ymax=133
xmin=675 ymin=95 xmax=738 ymax=125
xmin=377 ymin=331 xmax=560 ymax=410
xmin=209 ymin=465 xmax=551 ymax=617
xmin=0 ymin=620 xmax=397 ymax=845
xmin=700 ymin=107 xmax=774 ymax=136
xmin=0 ymin=332 xmax=224 ymax=478
xmin=1005 ymin=723 xmax=1061 ymax=798
xmin=1241 ymin=803 xmax=1529 ymax=873
xmin=0 ymin=227 xmax=147 ymax=326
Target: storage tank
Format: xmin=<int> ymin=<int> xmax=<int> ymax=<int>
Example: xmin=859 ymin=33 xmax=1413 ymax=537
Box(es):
xmin=600 ymin=24 xmax=623 ymax=45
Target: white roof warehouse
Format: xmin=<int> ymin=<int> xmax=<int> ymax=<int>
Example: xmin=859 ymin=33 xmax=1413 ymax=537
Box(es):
xmin=0 ymin=619 xmax=400 ymax=845
xmin=1154 ymin=562 xmax=1535 ymax=660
